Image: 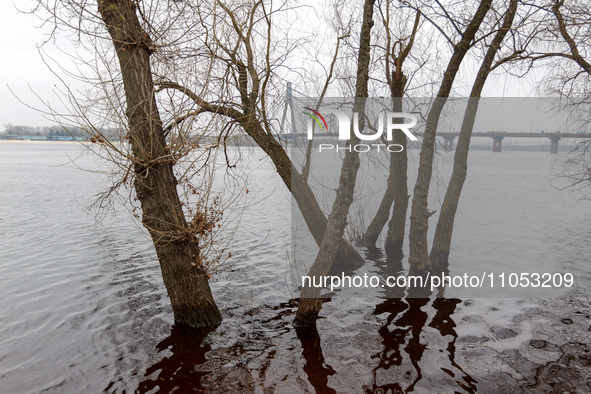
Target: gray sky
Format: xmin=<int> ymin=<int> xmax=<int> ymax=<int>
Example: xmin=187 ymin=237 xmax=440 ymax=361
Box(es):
xmin=0 ymin=1 xmax=543 ymax=130
xmin=0 ymin=1 xmax=67 ymax=127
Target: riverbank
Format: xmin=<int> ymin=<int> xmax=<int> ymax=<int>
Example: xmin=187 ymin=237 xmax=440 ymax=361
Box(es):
xmin=0 ymin=139 xmax=82 ymax=145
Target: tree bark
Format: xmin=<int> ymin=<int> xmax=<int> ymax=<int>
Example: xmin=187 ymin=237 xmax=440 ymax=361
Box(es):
xmin=98 ymin=0 xmax=222 ymax=327
xmin=384 ymin=99 xmax=409 ymax=257
xmin=552 ymin=0 xmax=591 ymax=75
xmin=407 ymin=0 xmax=492 ymax=274
xmin=363 ymin=150 xmax=397 ymax=247
xmin=367 ymin=9 xmax=419 ymax=255
xmin=242 ymin=120 xmax=365 ymax=268
xmin=294 ymin=0 xmax=375 ymax=327
xmin=156 ymin=79 xmax=365 ymax=268
xmin=363 ymin=97 xmax=407 ymax=250
xmin=430 ymin=0 xmax=518 ymax=266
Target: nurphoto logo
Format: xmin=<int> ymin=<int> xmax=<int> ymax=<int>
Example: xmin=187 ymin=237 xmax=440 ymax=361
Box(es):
xmin=304 ymin=107 xmax=419 ymax=152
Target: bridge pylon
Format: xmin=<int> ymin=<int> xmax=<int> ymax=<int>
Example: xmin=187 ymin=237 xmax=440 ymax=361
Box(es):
xmin=492 ymin=136 xmax=504 ymax=152
xmin=443 ymin=135 xmax=455 ymax=151
xmin=549 ymin=136 xmax=560 ymax=154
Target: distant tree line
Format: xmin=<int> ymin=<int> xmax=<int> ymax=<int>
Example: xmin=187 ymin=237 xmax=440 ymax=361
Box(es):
xmin=2 ymin=124 xmax=122 ymax=139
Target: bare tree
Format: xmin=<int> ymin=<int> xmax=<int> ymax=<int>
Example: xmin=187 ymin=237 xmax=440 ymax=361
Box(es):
xmin=430 ymin=0 xmax=519 ymax=266
xmin=32 ymin=0 xmax=272 ymax=327
xmin=489 ymin=1 xmax=591 ymax=193
xmin=294 ymin=0 xmax=376 ymax=328
xmin=361 ymin=5 xmax=421 ymax=253
xmin=152 ymin=0 xmax=365 ymax=268
xmin=97 ymin=0 xmax=223 ymax=326
xmin=34 ymin=0 xmax=381 ymax=328
xmin=301 ymin=32 xmax=348 ymax=184
xmin=407 ymin=0 xmax=493 ymax=274
xmin=541 ymin=1 xmax=591 ymax=194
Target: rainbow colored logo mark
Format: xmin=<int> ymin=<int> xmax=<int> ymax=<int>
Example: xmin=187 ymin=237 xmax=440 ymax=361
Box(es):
xmin=303 ymin=107 xmax=329 ymax=132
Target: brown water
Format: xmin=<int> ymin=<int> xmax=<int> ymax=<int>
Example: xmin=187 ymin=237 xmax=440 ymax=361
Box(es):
xmin=1 ymin=143 xmax=590 ymax=393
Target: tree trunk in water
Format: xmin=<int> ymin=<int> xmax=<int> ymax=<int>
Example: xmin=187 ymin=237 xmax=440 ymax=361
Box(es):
xmin=242 ymin=120 xmax=365 ymax=268
xmin=385 ymin=91 xmax=408 ymax=257
xmin=293 ymin=144 xmax=360 ymax=324
xmin=98 ymin=0 xmax=222 ymax=327
xmin=381 ymin=11 xmax=419 ymax=257
xmin=430 ymin=0 xmax=518 ymax=266
xmin=407 ymin=0 xmax=492 ymax=275
xmin=363 ymin=154 xmax=397 ymax=247
xmin=384 ymin=126 xmax=408 ymax=257
xmin=363 ymin=96 xmax=408 ymax=251
xmin=294 ymin=0 xmax=375 ymax=327
xmin=366 ymin=9 xmax=420 ymax=255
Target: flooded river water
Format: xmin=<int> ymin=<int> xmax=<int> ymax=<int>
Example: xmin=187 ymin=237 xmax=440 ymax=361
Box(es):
xmin=1 ymin=143 xmax=590 ymax=393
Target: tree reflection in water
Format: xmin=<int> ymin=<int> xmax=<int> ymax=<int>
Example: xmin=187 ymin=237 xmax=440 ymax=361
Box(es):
xmin=129 ymin=250 xmax=479 ymax=393
xmin=136 ymin=324 xmax=215 ymax=393
xmin=366 ymin=249 xmax=477 ymax=393
xmin=295 ymin=326 xmax=337 ymax=394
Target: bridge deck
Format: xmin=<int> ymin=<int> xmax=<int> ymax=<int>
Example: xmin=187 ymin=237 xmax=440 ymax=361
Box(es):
xmin=432 ymin=132 xmax=591 ymax=138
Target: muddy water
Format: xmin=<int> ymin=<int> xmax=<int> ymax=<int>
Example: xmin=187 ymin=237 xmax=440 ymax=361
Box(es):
xmin=0 ymin=143 xmax=590 ymax=393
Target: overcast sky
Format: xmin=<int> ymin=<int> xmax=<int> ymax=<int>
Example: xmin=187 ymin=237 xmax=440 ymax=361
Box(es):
xmin=0 ymin=1 xmax=64 ymax=127
xmin=0 ymin=1 xmax=544 ymax=129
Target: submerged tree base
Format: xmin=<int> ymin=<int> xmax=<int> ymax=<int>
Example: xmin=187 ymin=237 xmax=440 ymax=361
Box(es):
xmin=293 ymin=298 xmax=322 ymax=328
xmin=429 ymin=248 xmax=451 ymax=269
xmin=171 ymin=298 xmax=222 ymax=328
xmin=159 ymin=252 xmax=223 ymax=327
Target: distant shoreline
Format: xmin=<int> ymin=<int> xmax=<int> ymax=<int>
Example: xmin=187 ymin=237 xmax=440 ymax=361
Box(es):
xmin=0 ymin=140 xmax=127 ymax=146
xmin=0 ymin=140 xmax=84 ymax=145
